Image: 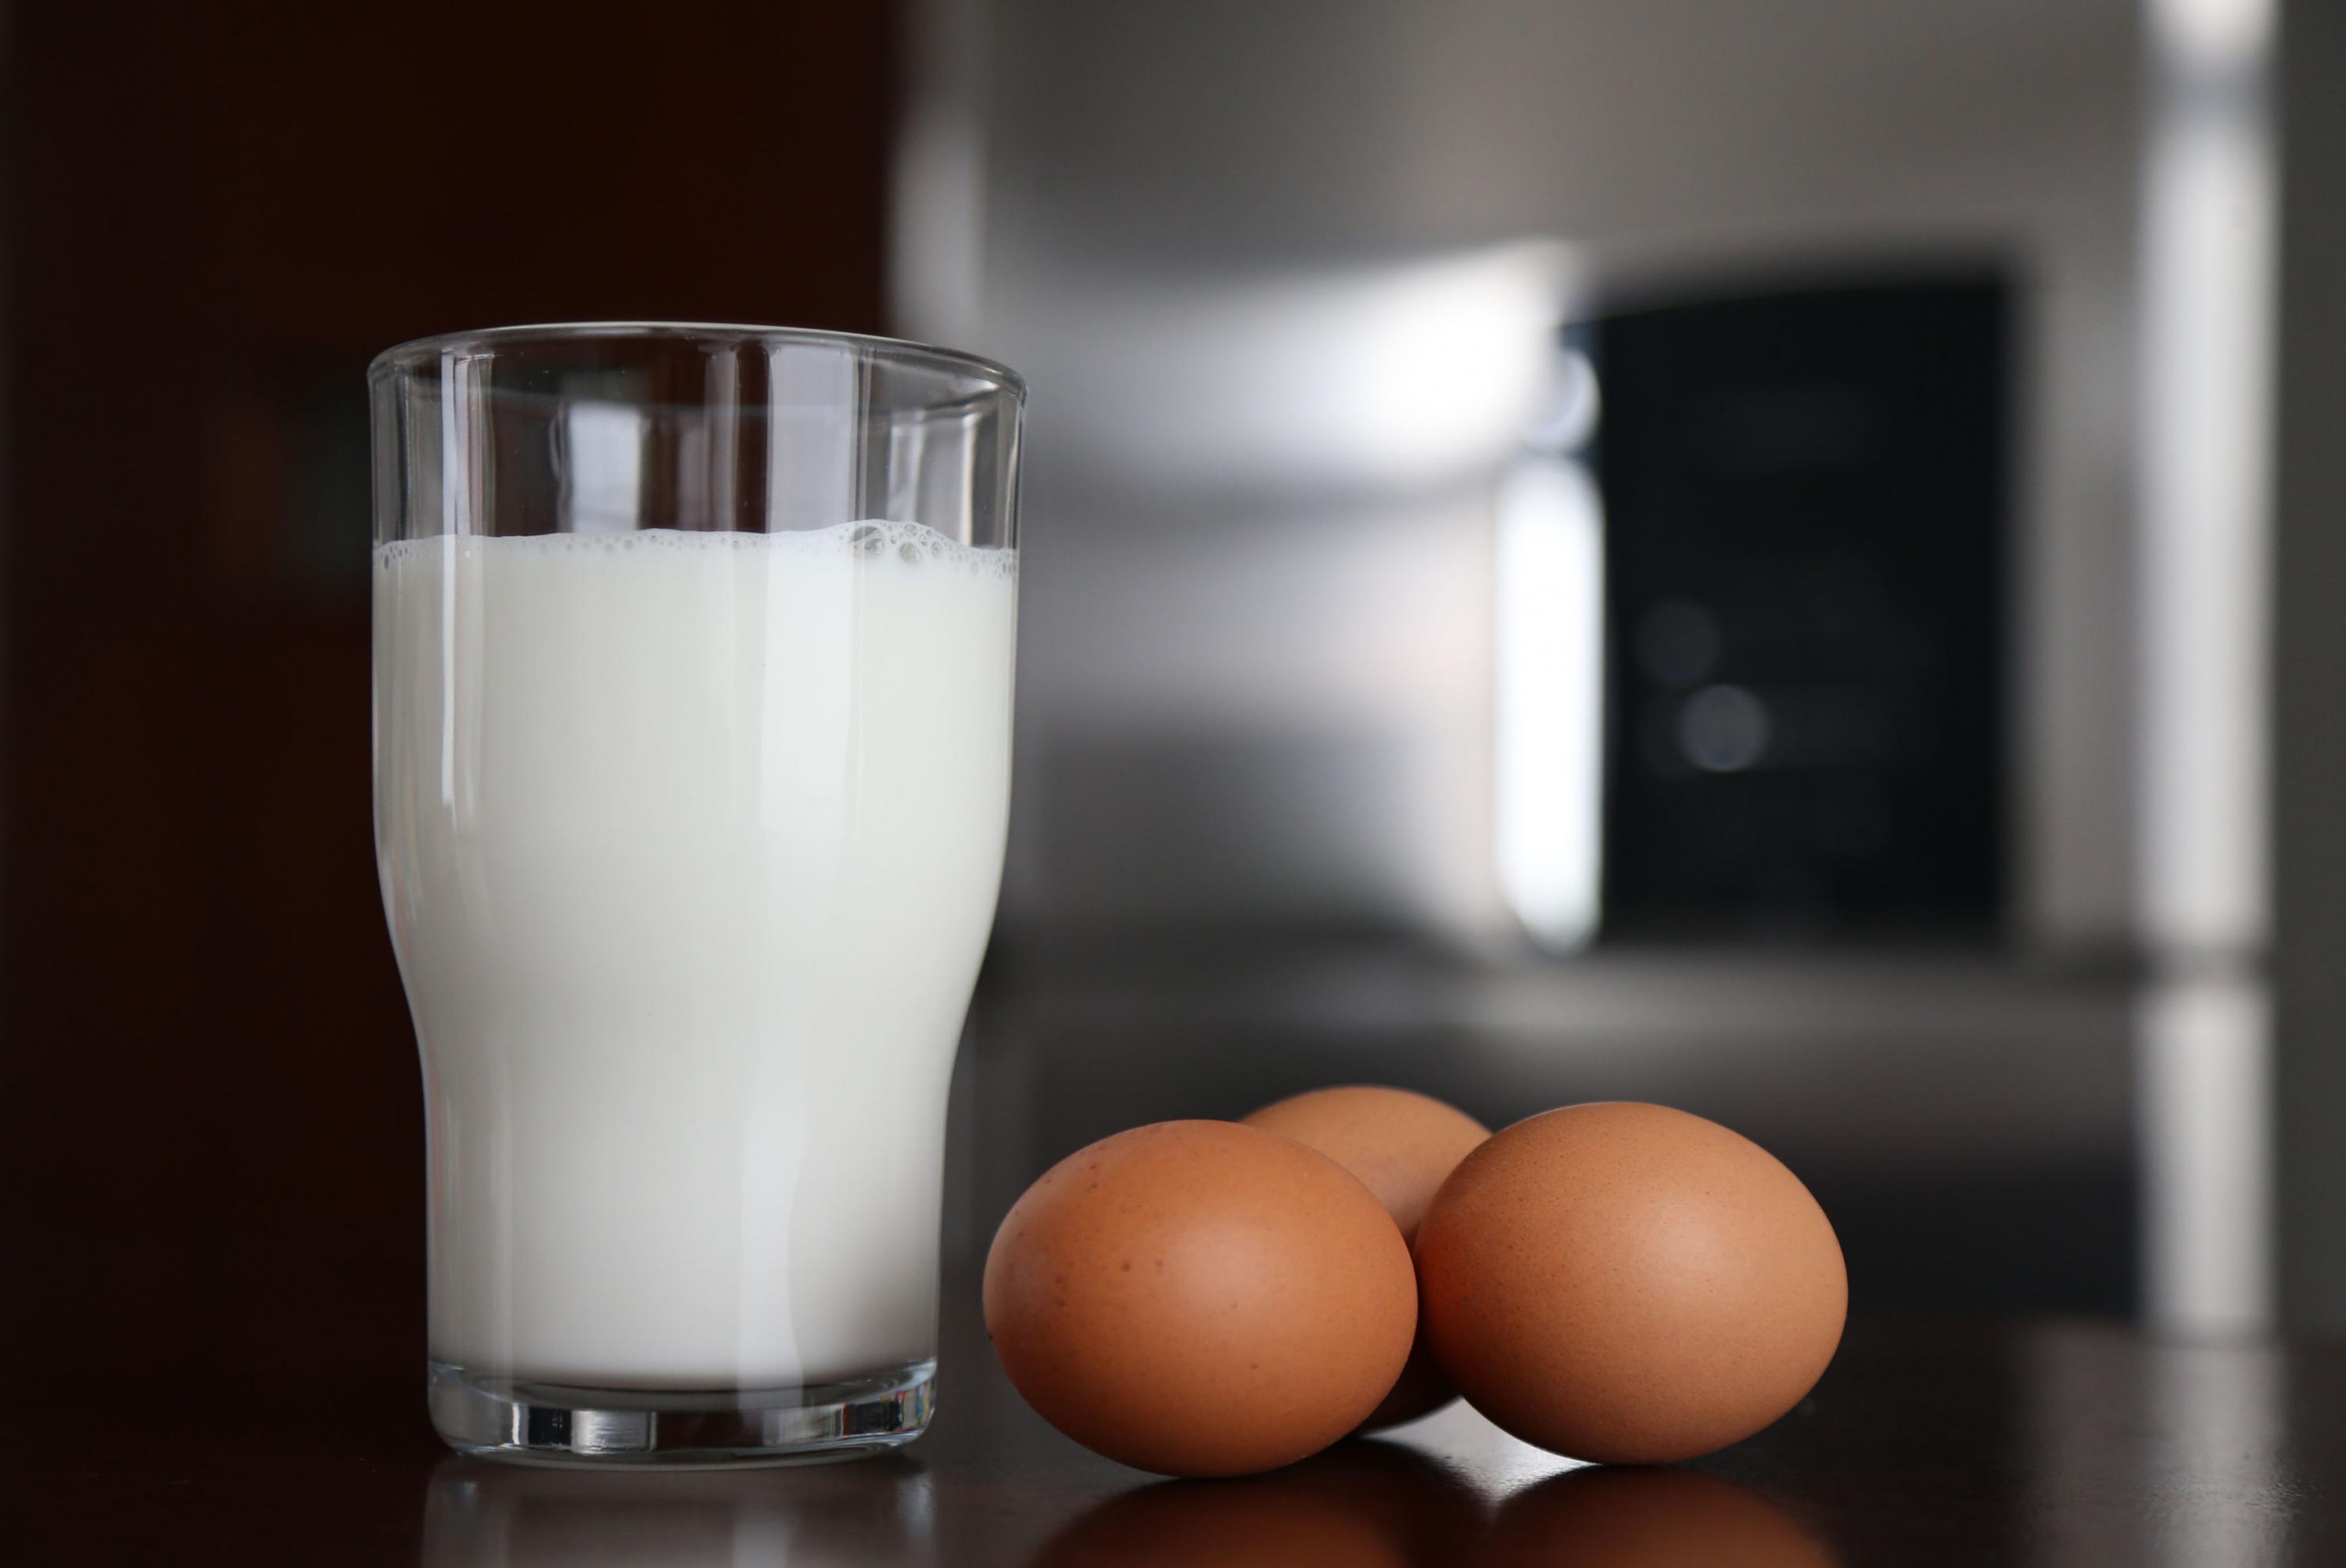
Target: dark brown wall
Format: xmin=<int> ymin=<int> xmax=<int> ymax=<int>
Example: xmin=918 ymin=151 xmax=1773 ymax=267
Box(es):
xmin=1 ymin=2 xmax=894 ymax=1385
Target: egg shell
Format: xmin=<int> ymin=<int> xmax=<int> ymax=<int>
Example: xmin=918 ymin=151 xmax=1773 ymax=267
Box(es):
xmin=985 ymin=1120 xmax=1419 ymax=1477
xmin=1242 ymin=1086 xmax=1490 ymax=1242
xmin=1415 ymin=1101 xmax=1846 ymax=1465
xmin=1242 ymin=1085 xmax=1490 ymax=1427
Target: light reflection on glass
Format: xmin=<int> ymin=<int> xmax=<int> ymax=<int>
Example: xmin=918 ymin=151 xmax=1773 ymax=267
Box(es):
xmin=555 ymin=403 xmax=646 ymax=534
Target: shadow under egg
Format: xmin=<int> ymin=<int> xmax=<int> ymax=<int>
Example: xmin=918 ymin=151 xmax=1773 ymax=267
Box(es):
xmin=1031 ymin=1438 xmax=1489 ymax=1568
xmin=1490 ymin=1465 xmax=1839 ymax=1568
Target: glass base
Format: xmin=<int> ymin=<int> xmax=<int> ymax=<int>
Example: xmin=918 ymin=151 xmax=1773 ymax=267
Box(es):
xmin=428 ymin=1359 xmax=934 ymax=1468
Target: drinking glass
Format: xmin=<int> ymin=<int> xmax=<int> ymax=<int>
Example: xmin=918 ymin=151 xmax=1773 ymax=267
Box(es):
xmin=370 ymin=324 xmax=1023 ymax=1465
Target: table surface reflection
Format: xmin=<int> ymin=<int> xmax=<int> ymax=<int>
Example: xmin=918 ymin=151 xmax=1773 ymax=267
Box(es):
xmin=16 ymin=1300 xmax=2345 ymax=1565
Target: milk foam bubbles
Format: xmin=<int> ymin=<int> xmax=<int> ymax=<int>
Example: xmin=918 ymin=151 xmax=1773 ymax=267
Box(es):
xmin=373 ymin=523 xmax=1015 ymax=1387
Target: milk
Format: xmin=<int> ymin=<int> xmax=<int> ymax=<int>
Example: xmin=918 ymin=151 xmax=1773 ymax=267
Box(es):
xmin=373 ymin=524 xmax=1016 ymax=1389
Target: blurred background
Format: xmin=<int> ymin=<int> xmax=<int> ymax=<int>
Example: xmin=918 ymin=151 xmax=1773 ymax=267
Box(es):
xmin=5 ymin=0 xmax=2344 ymax=1398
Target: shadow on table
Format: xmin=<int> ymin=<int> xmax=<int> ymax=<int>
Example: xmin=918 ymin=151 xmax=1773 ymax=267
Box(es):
xmin=418 ymin=1451 xmax=937 ymax=1566
xmin=1030 ymin=1439 xmax=1484 ymax=1566
xmin=417 ymin=1440 xmax=1832 ymax=1566
xmin=1034 ymin=1441 xmax=1835 ymax=1568
xmin=1487 ymin=1466 xmax=1839 ymax=1566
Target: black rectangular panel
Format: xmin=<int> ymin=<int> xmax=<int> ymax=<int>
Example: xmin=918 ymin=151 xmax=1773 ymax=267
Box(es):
xmin=1591 ymin=274 xmax=2010 ymax=938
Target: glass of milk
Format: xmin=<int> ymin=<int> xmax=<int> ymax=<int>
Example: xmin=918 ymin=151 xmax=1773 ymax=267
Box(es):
xmin=369 ymin=325 xmax=1022 ymax=1465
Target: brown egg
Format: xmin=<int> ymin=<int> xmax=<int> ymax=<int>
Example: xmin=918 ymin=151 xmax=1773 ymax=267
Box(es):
xmin=985 ymin=1120 xmax=1419 ymax=1477
xmin=1243 ymin=1086 xmax=1491 ymax=1240
xmin=1243 ymin=1086 xmax=1489 ymax=1428
xmin=1415 ymin=1102 xmax=1846 ymax=1465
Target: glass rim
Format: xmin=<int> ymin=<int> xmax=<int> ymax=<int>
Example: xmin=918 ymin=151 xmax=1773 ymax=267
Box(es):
xmin=367 ymin=321 xmax=1027 ymax=403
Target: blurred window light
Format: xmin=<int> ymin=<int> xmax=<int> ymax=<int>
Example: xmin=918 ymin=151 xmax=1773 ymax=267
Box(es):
xmin=1495 ymin=454 xmax=1605 ymax=951
xmin=2136 ymin=0 xmax=2275 ymax=954
xmin=2139 ymin=974 xmax=2272 ymax=1330
xmin=2150 ymin=0 xmax=2273 ymax=74
xmin=1010 ymin=240 xmax=1573 ymax=495
xmin=2136 ymin=0 xmax=2275 ymax=1337
xmin=558 ymin=401 xmax=646 ymax=533
xmin=1347 ymin=251 xmax=1563 ymax=480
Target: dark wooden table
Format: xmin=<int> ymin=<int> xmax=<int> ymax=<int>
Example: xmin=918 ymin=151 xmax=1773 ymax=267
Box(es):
xmin=12 ymin=1288 xmax=2344 ymax=1566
